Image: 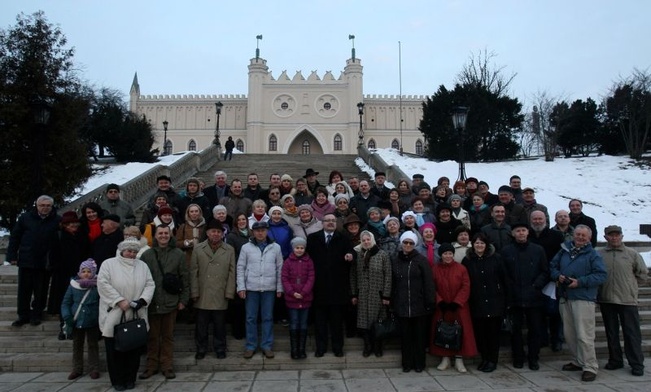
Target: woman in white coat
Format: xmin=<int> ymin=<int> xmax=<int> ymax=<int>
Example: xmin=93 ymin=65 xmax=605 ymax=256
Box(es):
xmin=98 ymin=238 xmax=155 ymax=391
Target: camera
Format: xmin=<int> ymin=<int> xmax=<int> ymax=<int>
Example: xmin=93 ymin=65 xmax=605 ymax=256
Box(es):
xmin=561 ymin=277 xmax=574 ymax=286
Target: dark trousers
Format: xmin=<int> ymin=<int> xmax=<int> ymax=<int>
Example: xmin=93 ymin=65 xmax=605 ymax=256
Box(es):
xmin=72 ymin=327 xmax=100 ymax=373
xmin=17 ymin=267 xmax=48 ymax=321
xmin=313 ymin=304 xmax=345 ymax=353
xmin=472 ymin=316 xmax=502 ymax=363
xmin=600 ymin=303 xmax=644 ymax=371
xmin=227 ymin=297 xmax=245 ymax=339
xmin=104 ymin=337 xmax=141 ymax=387
xmin=510 ymin=306 xmax=544 ymax=363
xmin=223 ymin=150 xmax=233 ymax=160
xmin=195 ymin=309 xmax=227 ymax=354
xmin=399 ymin=315 xmax=427 ymax=370
xmin=146 ymin=310 xmax=178 ymax=371
xmin=541 ymin=297 xmax=563 ymax=345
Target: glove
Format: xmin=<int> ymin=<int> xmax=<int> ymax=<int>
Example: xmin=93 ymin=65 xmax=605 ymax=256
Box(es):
xmin=130 ymin=298 xmax=147 ymax=310
xmin=448 ymin=302 xmax=460 ymax=311
xmin=438 ymin=302 xmax=450 ymax=312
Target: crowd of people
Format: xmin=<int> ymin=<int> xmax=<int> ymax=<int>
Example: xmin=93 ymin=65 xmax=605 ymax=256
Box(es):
xmin=5 ymin=168 xmax=648 ymax=389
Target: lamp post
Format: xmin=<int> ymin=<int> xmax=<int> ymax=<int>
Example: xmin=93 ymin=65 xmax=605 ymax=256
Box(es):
xmin=162 ymin=120 xmax=169 ymax=155
xmin=357 ymin=102 xmax=365 ymax=146
xmin=30 ymin=100 xmax=51 ymax=204
xmin=452 ymin=106 xmax=469 ymax=181
xmin=214 ymin=101 xmax=223 ymax=149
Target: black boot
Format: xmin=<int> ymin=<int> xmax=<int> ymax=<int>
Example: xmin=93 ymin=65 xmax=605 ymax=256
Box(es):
xmin=362 ymin=330 xmax=372 ymax=357
xmin=374 ymin=338 xmax=383 ymax=357
xmin=299 ymin=329 xmax=308 ymax=359
xmin=290 ymin=330 xmax=299 ymax=359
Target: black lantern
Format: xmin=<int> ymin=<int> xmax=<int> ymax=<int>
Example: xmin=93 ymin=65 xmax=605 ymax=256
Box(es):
xmin=357 ymin=102 xmax=365 ymax=146
xmin=451 ymin=106 xmax=469 ymax=181
xmin=214 ymin=101 xmax=223 ymax=148
xmin=162 ymin=120 xmax=169 ymax=155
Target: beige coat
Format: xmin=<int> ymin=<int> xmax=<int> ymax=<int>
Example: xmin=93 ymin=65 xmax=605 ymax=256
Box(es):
xmin=598 ymin=244 xmax=648 ymax=305
xmin=190 ymin=240 xmax=236 ymax=310
xmin=97 ymin=255 xmax=155 ymax=337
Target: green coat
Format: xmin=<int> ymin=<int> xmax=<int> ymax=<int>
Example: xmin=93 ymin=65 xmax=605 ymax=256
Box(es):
xmin=190 ymin=240 xmax=236 ymax=310
xmin=141 ymin=245 xmax=190 ymax=315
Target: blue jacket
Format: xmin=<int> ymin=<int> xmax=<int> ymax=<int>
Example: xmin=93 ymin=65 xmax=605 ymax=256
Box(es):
xmin=550 ymin=241 xmax=607 ymax=302
xmin=267 ymin=219 xmax=293 ymax=259
xmin=61 ymin=278 xmax=100 ymax=329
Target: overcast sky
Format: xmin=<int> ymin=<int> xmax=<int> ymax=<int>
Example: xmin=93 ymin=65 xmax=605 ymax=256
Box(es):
xmin=2 ymin=0 xmax=650 ymax=107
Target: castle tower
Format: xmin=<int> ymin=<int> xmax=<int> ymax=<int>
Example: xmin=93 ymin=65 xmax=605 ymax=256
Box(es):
xmin=129 ymin=72 xmax=140 ymax=112
xmin=247 ymin=57 xmax=270 ymax=152
xmin=344 ymin=57 xmax=363 ymax=147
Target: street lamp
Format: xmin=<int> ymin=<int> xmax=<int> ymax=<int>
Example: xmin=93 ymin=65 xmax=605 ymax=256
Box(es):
xmin=357 ymin=102 xmax=365 ymax=146
xmin=214 ymin=101 xmax=223 ymax=148
xmin=30 ymin=99 xmax=51 ymax=204
xmin=452 ymin=106 xmax=469 ymax=181
xmin=162 ymin=120 xmax=169 ymax=155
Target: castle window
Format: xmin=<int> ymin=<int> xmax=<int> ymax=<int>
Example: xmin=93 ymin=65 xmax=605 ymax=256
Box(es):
xmin=323 ymin=102 xmax=331 ymax=110
xmin=391 ymin=139 xmax=400 ymax=150
xmin=188 ymin=139 xmax=197 ymax=151
xmin=302 ymin=140 xmax=310 ymax=155
xmin=416 ymin=139 xmax=423 ymax=155
xmin=367 ymin=139 xmax=376 ymax=149
xmin=164 ymin=140 xmax=173 ymax=155
xmin=269 ymin=134 xmax=277 ymax=151
xmin=236 ymin=139 xmax=244 ymax=153
xmin=281 ymin=102 xmax=289 ymax=110
xmin=334 ymin=134 xmax=342 ymax=151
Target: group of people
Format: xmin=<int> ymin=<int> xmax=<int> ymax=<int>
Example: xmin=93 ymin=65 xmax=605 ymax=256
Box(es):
xmin=5 ymin=168 xmax=647 ymax=389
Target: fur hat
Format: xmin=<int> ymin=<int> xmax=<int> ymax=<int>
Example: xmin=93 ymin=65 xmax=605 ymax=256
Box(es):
xmin=297 ymin=204 xmax=313 ymax=214
xmin=281 ymin=174 xmax=293 ymax=182
xmin=383 ymin=216 xmax=400 ymax=227
xmin=118 ymin=238 xmax=142 ymax=252
xmin=280 ymin=194 xmax=295 ymax=205
xmin=269 ymin=206 xmax=283 ymax=216
xmin=334 ymin=193 xmax=350 ymax=204
xmin=401 ymin=210 xmax=417 ymax=223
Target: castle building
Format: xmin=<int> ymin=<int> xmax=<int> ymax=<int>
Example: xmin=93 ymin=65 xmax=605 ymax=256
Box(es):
xmin=129 ymin=52 xmax=426 ymax=155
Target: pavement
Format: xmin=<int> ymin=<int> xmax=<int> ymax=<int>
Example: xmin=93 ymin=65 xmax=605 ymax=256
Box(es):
xmin=0 ymin=360 xmax=649 ymax=392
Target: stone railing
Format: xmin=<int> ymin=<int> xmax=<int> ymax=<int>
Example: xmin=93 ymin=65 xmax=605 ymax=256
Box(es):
xmin=357 ymin=145 xmax=411 ymax=186
xmin=61 ymin=145 xmax=220 ymax=215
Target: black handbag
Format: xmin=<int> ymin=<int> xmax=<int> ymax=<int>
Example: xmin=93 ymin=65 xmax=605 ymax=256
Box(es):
xmin=434 ymin=318 xmax=463 ymax=351
xmin=156 ymin=257 xmax=183 ymax=294
xmin=113 ymin=310 xmax=148 ymax=352
xmin=371 ymin=306 xmax=399 ymax=340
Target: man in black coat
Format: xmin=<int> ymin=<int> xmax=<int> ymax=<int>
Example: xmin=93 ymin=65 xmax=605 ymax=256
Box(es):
xmin=203 ymin=171 xmax=230 ymax=209
xmin=501 ymin=222 xmax=549 ymax=371
xmin=497 ymin=185 xmax=528 ymax=226
xmin=568 ymin=199 xmax=597 ymax=247
xmin=91 ymin=214 xmax=123 ymax=270
xmin=528 ymin=210 xmax=565 ymax=352
xmin=349 ymin=180 xmax=380 ymax=225
xmin=7 ymin=195 xmax=61 ymax=326
xmin=306 ymin=213 xmax=355 ymax=357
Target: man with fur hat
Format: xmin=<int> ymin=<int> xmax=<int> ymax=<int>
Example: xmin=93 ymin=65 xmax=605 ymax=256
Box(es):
xmin=99 ymin=184 xmax=135 ymax=228
xmin=91 ymin=214 xmax=123 ymax=270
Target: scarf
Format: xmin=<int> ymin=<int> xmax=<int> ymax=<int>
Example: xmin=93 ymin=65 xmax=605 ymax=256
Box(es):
xmin=284 ymin=205 xmax=298 ymax=216
xmin=78 ymin=277 xmax=97 ymax=289
xmin=426 ymin=242 xmax=434 ymax=268
xmin=185 ymin=217 xmax=206 ymax=247
xmin=367 ymin=220 xmax=387 ymax=237
xmin=88 ymin=219 xmax=101 ymax=243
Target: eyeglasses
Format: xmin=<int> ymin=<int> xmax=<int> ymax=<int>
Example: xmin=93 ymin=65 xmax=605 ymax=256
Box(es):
xmin=402 ymin=241 xmax=415 ymax=245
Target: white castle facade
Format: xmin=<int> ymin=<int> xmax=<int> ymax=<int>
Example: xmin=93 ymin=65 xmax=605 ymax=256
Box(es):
xmin=129 ymin=54 xmax=426 ymax=155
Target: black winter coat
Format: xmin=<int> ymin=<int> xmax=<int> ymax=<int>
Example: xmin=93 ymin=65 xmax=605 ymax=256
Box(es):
xmin=528 ymin=228 xmax=564 ymax=262
xmin=569 ymin=213 xmax=597 ymax=247
xmin=434 ymin=217 xmax=464 ymax=244
xmin=391 ymin=250 xmax=435 ymax=318
xmin=500 ymin=241 xmax=549 ymax=308
xmin=462 ymin=245 xmax=507 ymax=318
xmin=7 ymin=208 xmax=60 ymax=268
xmin=306 ymin=230 xmax=354 ymax=306
xmin=91 ymin=229 xmax=123 ymax=269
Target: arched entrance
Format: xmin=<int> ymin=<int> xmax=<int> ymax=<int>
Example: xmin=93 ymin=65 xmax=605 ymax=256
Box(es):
xmin=287 ymin=129 xmax=324 ymax=154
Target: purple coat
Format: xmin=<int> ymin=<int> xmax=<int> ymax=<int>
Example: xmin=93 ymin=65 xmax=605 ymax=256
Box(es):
xmin=281 ymin=252 xmax=315 ymax=309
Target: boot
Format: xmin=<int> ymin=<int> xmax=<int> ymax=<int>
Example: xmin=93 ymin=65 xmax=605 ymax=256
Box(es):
xmin=289 ymin=330 xmax=299 ymax=359
xmin=362 ymin=330 xmax=372 ymax=357
xmin=437 ymin=356 xmax=451 ymax=371
xmin=454 ymin=357 xmax=467 ymax=373
xmin=373 ymin=338 xmax=383 ymax=357
xmin=299 ymin=329 xmax=308 ymax=359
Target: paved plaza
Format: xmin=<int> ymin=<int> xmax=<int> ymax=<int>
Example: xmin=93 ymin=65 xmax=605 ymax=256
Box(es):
xmin=0 ymin=359 xmax=649 ymax=392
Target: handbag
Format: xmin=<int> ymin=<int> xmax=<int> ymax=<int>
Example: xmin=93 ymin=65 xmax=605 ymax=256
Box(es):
xmin=156 ymin=256 xmax=183 ymax=295
xmin=113 ymin=310 xmax=148 ymax=352
xmin=370 ymin=306 xmax=399 ymax=340
xmin=434 ymin=318 xmax=463 ymax=351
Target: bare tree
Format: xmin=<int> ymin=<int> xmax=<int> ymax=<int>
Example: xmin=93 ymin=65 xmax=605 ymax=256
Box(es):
xmin=455 ymin=49 xmax=517 ymax=97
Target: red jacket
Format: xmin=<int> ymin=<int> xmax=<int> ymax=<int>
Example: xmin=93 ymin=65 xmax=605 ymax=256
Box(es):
xmin=281 ymin=252 xmax=315 ymax=309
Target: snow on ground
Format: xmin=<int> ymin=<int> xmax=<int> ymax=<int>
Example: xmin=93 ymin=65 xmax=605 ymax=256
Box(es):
xmin=360 ymin=148 xmax=651 ymax=243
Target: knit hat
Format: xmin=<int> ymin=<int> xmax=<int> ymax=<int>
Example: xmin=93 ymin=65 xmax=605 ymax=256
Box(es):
xmin=478 ymin=181 xmax=489 ymax=188
xmin=438 ymin=243 xmax=455 ymax=257
xmin=290 ymin=236 xmax=307 ymax=248
xmin=465 ymin=177 xmax=479 ymax=185
xmin=399 ymin=231 xmax=419 ymax=247
xmin=118 ymin=238 xmax=142 ymax=252
xmin=418 ymin=182 xmax=431 ymax=191
xmin=419 ymin=222 xmax=437 ymax=236
xmin=297 ymin=204 xmax=313 ymax=214
xmin=106 ymin=183 xmax=120 ymax=193
xmin=61 ymin=211 xmax=80 ymax=224
xmin=384 ymin=216 xmax=400 ymax=227
xmin=334 ymin=193 xmax=350 ymax=204
xmin=103 ymin=214 xmax=121 ymax=224
xmin=79 ymin=259 xmax=97 ymax=278
xmin=401 ymin=210 xmax=417 ymax=223
xmin=281 ymin=174 xmax=293 ymax=182
xmin=157 ymin=205 xmax=174 ymax=218
xmin=269 ymin=206 xmax=283 ymax=216
xmin=448 ymin=194 xmax=462 ymax=203
xmin=280 ymin=194 xmax=295 ymax=205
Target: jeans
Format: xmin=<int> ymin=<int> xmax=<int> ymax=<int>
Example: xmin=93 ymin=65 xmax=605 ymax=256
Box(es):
xmin=288 ymin=308 xmax=309 ymax=330
xmin=245 ymin=291 xmax=275 ymax=351
xmin=223 ymin=150 xmax=233 ymax=161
